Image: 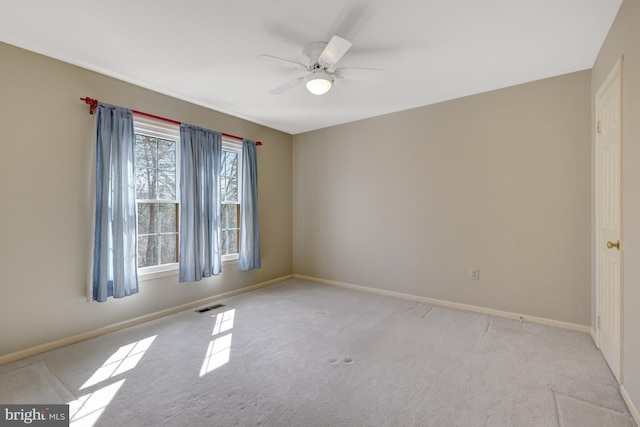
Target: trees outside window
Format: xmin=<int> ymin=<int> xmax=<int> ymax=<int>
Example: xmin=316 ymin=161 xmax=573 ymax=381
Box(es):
xmin=135 ymin=134 xmax=178 ymax=268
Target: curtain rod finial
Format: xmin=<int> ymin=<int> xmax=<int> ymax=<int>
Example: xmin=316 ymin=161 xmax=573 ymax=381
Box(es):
xmin=81 ymin=97 xmax=99 ymax=115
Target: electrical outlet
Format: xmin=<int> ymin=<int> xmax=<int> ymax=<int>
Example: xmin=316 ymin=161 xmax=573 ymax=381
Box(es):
xmin=469 ymin=269 xmax=480 ymax=280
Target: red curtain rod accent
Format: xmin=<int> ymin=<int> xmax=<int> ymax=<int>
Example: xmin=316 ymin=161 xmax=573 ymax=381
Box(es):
xmin=81 ymin=97 xmax=263 ymax=146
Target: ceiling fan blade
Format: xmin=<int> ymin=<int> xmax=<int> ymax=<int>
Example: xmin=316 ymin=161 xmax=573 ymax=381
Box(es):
xmin=318 ymin=35 xmax=352 ymax=66
xmin=330 ymin=2 xmax=373 ymax=42
xmin=335 ymin=67 xmax=384 ymax=81
xmin=257 ymin=54 xmax=306 ymax=71
xmin=269 ymin=77 xmax=305 ymax=95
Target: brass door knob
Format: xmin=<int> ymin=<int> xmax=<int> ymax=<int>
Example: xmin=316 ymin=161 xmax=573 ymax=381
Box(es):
xmin=607 ymin=240 xmax=621 ymax=250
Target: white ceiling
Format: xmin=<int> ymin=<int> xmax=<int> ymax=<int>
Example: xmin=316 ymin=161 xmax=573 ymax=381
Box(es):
xmin=0 ymin=0 xmax=622 ymax=135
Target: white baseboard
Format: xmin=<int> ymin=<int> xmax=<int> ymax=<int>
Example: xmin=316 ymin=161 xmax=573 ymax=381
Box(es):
xmin=293 ymin=274 xmax=591 ymax=334
xmin=0 ymin=274 xmax=294 ymax=366
xmin=621 ymin=385 xmax=640 ymax=425
xmin=590 ymin=327 xmax=598 ymax=347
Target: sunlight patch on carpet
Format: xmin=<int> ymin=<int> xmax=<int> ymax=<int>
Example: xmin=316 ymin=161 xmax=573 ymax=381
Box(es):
xmin=68 ymin=379 xmax=125 ymax=427
xmin=80 ymin=336 xmax=156 ymax=390
xmin=212 ymin=309 xmax=235 ymax=334
xmin=200 ymin=309 xmax=236 ymax=376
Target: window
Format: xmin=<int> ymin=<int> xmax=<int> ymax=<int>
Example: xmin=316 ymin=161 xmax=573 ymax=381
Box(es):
xmin=134 ymin=116 xmax=180 ymax=273
xmin=221 ymin=142 xmax=242 ymax=261
xmin=133 ymin=115 xmax=242 ymax=272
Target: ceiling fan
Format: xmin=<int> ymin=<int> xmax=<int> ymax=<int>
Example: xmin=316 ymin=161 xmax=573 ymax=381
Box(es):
xmin=258 ymin=35 xmax=384 ymax=96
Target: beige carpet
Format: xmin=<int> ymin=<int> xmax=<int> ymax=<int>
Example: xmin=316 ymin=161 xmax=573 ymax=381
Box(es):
xmin=0 ymin=360 xmax=75 ymax=404
xmin=0 ymin=279 xmax=635 ymax=426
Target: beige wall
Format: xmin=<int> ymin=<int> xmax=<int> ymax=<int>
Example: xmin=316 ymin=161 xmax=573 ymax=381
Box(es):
xmin=1 ymin=11 xmax=635 ymax=412
xmin=592 ymin=0 xmax=640 ymax=415
xmin=0 ymin=42 xmax=293 ymax=356
xmin=293 ymin=70 xmax=591 ymax=325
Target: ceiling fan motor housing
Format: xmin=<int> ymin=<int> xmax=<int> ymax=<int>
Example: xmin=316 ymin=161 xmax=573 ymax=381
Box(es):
xmin=263 ymin=34 xmax=381 ymax=95
xmin=300 ymin=41 xmax=329 ymax=68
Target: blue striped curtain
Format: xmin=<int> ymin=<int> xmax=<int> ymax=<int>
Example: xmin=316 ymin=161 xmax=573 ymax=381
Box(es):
xmin=239 ymin=139 xmax=261 ymax=270
xmin=91 ymin=103 xmax=139 ymax=302
xmin=179 ymin=124 xmax=222 ymax=282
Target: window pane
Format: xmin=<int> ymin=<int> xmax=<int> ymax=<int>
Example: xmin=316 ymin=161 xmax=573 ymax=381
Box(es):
xmin=221 ymin=177 xmax=227 ymax=201
xmin=137 ymin=203 xmax=158 ymax=235
xmin=223 ymin=151 xmax=237 ymax=176
xmin=220 ymin=204 xmax=227 ymax=229
xmin=221 ymin=152 xmax=228 ymax=175
xmin=136 ymin=168 xmax=156 ymax=199
xmin=157 ymin=169 xmax=176 ymax=199
xmin=157 ymin=139 xmax=176 ymax=170
xmin=228 ymin=230 xmax=238 ymax=254
xmin=135 ymin=135 xmax=157 ymax=168
xmin=221 ymin=231 xmax=228 ymax=255
xmin=225 ymin=178 xmax=238 ymax=201
xmin=229 ymin=152 xmax=238 ymax=177
xmin=138 ymin=235 xmax=158 ymax=268
xmin=159 ymin=203 xmax=177 ymax=233
xmin=222 ymin=151 xmax=229 ymax=175
xmin=160 ymin=234 xmax=177 ymax=264
xmin=232 ymin=205 xmax=239 ymax=229
xmin=222 ymin=203 xmax=238 ymax=229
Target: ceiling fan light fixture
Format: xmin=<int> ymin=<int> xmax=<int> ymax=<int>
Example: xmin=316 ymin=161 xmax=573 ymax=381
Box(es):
xmin=305 ymin=72 xmax=334 ymax=95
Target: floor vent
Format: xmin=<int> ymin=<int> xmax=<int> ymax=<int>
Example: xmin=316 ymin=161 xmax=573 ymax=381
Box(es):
xmin=195 ymin=304 xmax=225 ymax=313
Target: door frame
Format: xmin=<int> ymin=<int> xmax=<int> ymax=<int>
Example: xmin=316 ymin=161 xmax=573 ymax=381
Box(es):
xmin=595 ymin=56 xmax=623 ymax=383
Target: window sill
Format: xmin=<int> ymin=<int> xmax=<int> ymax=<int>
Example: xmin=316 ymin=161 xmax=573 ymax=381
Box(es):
xmin=138 ymin=257 xmax=239 ymax=282
xmin=138 ymin=265 xmax=179 ymax=282
xmin=222 ymin=255 xmax=239 ymax=265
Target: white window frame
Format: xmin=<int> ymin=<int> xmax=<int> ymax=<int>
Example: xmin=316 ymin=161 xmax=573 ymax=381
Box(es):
xmin=133 ymin=114 xmax=181 ymax=276
xmin=221 ymin=139 xmax=242 ymax=263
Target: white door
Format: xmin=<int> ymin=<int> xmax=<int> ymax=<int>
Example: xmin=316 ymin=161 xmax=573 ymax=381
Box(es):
xmin=595 ymin=57 xmax=623 ymax=383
